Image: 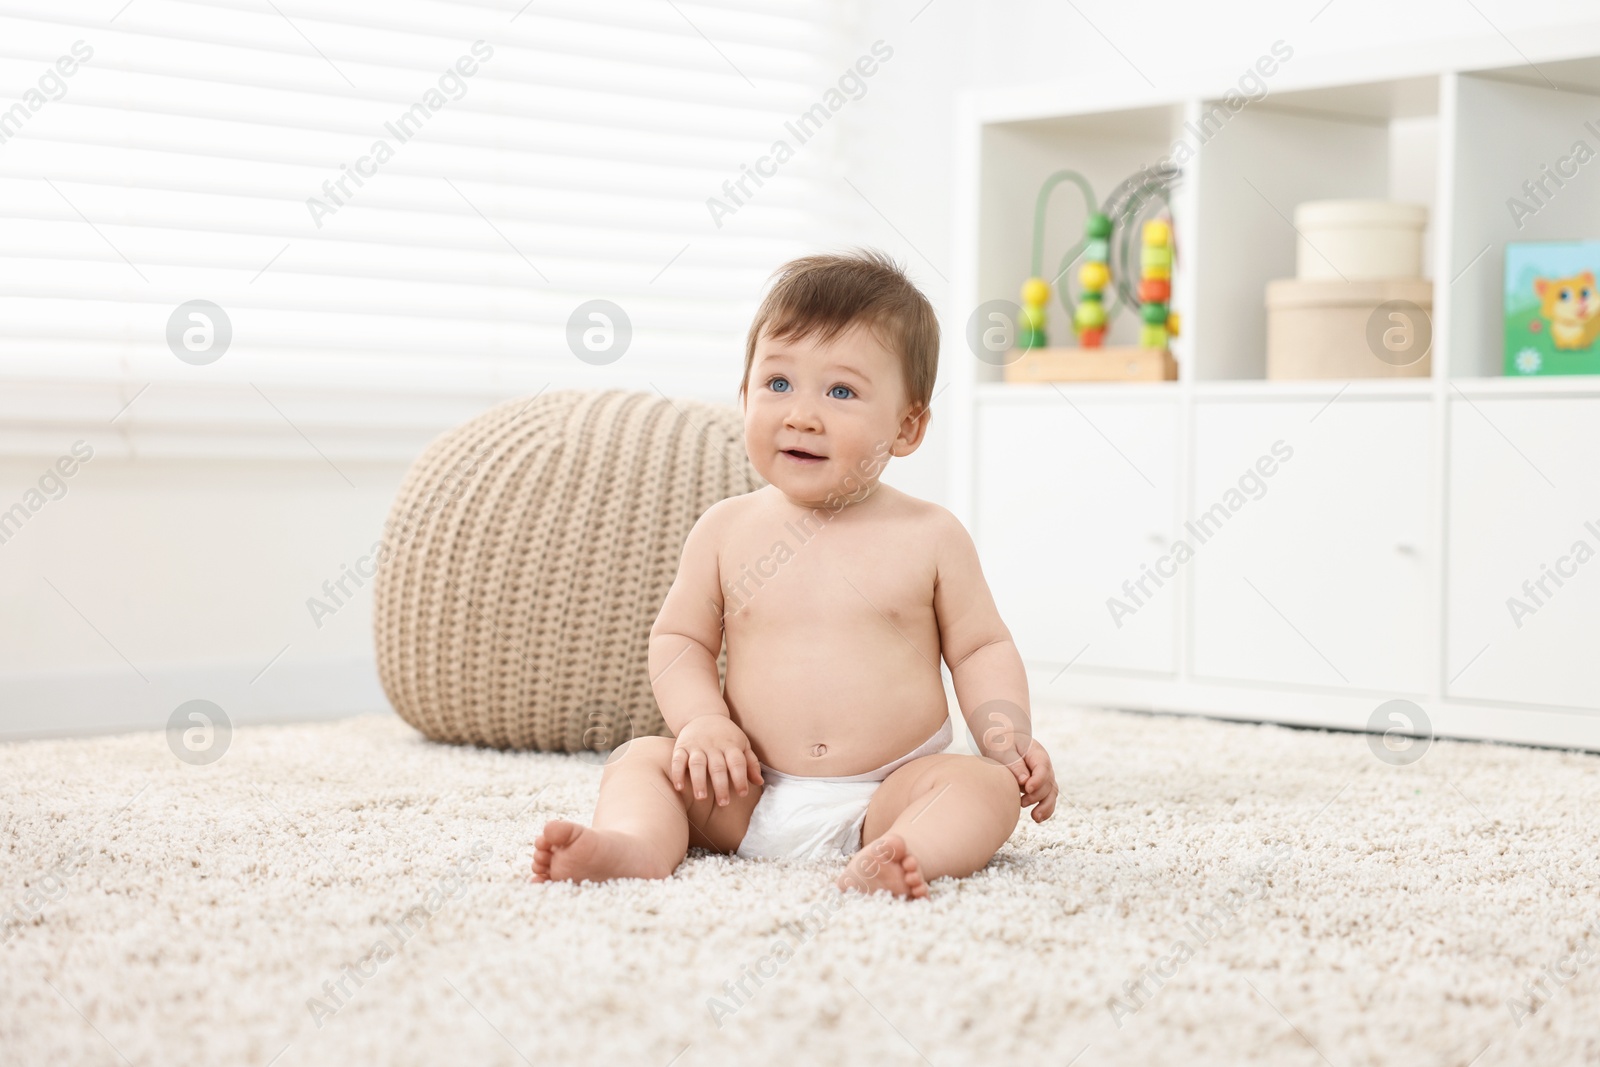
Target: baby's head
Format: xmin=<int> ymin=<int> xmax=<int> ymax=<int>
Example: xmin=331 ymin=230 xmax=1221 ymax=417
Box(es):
xmin=739 ymin=248 xmax=938 ymax=509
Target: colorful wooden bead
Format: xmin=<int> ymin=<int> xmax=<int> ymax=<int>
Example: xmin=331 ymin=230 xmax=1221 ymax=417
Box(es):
xmin=1074 ymin=301 xmax=1107 ymax=330
xmin=1140 ymin=323 xmax=1168 ymax=348
xmin=1080 ymin=326 xmax=1106 ymax=347
xmin=1022 ymin=276 xmax=1051 ymax=306
xmin=1140 ymin=301 xmax=1169 ymax=325
xmin=1141 ymin=245 xmax=1173 ymax=270
xmin=1143 ymin=262 xmax=1171 ymax=281
xmin=1138 ymin=277 xmax=1170 ymax=303
xmin=1142 ymin=219 xmax=1171 ymax=246
xmin=1084 ymin=238 xmax=1109 ymax=261
xmin=1167 ymin=311 xmax=1181 ymax=337
xmin=1021 ymin=304 xmax=1046 ymax=330
xmin=1086 ymin=213 xmax=1112 ymax=239
xmin=1079 ymin=261 xmax=1110 ymax=290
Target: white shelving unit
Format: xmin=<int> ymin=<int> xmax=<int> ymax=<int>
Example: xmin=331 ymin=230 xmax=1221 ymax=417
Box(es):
xmin=950 ymin=26 xmax=1600 ymax=751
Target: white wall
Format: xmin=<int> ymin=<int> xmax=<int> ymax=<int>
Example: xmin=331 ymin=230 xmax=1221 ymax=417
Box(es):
xmin=1 ymin=455 xmax=408 ymax=737
xmin=6 ymin=0 xmax=1598 ymax=737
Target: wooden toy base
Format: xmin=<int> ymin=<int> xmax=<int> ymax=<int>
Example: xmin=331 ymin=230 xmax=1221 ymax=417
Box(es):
xmin=1003 ymin=345 xmax=1178 ymax=383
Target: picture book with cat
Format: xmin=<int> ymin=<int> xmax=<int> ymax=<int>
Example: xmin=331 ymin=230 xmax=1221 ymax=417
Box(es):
xmin=1504 ymin=240 xmax=1600 ymax=376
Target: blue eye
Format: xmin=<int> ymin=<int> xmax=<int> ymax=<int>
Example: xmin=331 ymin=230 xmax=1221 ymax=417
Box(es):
xmin=829 ymin=385 xmax=854 ymax=400
xmin=768 ymin=377 xmax=790 ymax=392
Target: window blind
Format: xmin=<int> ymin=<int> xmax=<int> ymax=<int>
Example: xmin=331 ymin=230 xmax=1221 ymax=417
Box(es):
xmin=0 ymin=0 xmax=863 ymax=452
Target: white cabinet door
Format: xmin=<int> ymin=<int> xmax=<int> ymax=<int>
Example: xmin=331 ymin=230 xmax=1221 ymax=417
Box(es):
xmin=1190 ymin=398 xmax=1431 ymax=694
xmin=974 ymin=394 xmax=1178 ymax=676
xmin=1447 ymin=397 xmax=1600 ymax=711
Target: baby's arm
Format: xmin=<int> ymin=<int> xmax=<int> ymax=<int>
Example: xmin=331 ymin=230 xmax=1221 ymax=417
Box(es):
xmin=647 ymin=500 xmax=761 ymax=803
xmin=931 ymin=508 xmax=1059 ymax=821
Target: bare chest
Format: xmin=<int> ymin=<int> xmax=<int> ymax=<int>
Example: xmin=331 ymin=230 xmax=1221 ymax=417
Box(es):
xmin=716 ymin=511 xmax=935 ymax=633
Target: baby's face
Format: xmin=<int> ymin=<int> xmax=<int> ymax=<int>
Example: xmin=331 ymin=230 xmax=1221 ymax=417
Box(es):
xmin=741 ymin=320 xmax=924 ymax=509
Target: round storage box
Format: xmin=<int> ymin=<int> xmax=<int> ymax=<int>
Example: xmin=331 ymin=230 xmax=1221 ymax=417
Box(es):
xmin=1293 ymin=199 xmax=1428 ymax=281
xmin=1266 ymin=278 xmax=1433 ymax=380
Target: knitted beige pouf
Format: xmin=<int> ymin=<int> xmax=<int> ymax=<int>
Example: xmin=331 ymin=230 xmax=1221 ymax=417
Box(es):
xmin=372 ymin=388 xmax=763 ymax=751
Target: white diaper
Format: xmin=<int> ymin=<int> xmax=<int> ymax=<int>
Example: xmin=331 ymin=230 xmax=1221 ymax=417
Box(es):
xmin=734 ymin=718 xmax=954 ymax=863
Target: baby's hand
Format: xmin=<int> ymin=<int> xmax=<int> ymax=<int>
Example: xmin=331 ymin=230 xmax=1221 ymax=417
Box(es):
xmin=978 ymin=703 xmax=1058 ymax=821
xmin=1012 ymin=740 xmax=1058 ymax=822
xmin=671 ymin=715 xmax=763 ymax=806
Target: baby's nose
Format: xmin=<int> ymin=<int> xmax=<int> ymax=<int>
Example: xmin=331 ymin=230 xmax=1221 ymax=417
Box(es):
xmin=784 ymin=405 xmax=821 ymax=428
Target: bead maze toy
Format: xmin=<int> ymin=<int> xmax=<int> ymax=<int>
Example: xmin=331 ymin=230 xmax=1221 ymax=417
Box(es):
xmin=1008 ymin=165 xmax=1183 ymax=382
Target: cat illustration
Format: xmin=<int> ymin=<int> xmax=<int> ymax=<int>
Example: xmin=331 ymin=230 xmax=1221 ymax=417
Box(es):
xmin=1534 ymin=271 xmax=1600 ymax=350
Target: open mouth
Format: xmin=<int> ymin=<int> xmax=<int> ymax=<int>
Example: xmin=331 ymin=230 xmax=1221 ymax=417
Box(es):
xmin=781 ymin=448 xmax=826 ymax=462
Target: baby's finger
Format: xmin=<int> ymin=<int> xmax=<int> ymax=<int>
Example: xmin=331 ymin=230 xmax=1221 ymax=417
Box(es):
xmin=688 ymin=751 xmax=709 ymax=800
xmin=745 ymin=748 xmax=764 ymax=785
xmin=725 ymin=748 xmax=750 ymax=796
xmin=670 ymin=746 xmax=688 ymax=791
xmin=1034 ymin=789 xmax=1058 ymax=821
xmin=1012 ymin=762 xmax=1031 ymax=788
xmin=1035 ymin=781 xmax=1059 ymax=814
xmin=709 ymin=751 xmax=732 ymax=806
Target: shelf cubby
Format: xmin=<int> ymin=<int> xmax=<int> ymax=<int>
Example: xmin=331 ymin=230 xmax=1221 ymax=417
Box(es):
xmin=1444 ymin=63 xmax=1600 ymax=379
xmin=974 ymin=104 xmax=1191 ymax=382
xmin=1188 ymin=76 xmax=1439 ymax=381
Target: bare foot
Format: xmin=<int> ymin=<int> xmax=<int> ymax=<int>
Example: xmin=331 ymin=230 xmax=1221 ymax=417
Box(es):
xmin=530 ymin=819 xmax=671 ymax=884
xmin=836 ymin=833 xmax=929 ymax=900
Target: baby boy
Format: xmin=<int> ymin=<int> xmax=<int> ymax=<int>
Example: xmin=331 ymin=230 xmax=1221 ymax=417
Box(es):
xmin=531 ymin=248 xmax=1058 ymax=898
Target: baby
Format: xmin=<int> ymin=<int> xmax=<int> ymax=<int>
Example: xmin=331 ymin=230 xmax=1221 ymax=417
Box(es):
xmin=532 ymin=248 xmax=1058 ymax=899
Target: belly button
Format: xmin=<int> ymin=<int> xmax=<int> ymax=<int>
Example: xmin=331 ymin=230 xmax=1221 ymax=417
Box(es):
xmin=811 ymin=743 xmax=827 ymax=757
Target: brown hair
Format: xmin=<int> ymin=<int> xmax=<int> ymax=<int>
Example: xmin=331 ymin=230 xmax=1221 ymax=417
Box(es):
xmin=739 ymin=247 xmax=939 ymax=417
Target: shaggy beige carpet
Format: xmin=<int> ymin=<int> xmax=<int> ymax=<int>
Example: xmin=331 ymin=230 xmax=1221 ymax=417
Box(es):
xmin=2 ymin=704 xmax=1597 ymax=1067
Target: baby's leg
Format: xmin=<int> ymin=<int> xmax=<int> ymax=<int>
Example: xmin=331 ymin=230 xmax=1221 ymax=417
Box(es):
xmin=532 ymin=735 xmax=761 ymax=884
xmin=838 ymin=754 xmax=1019 ymax=899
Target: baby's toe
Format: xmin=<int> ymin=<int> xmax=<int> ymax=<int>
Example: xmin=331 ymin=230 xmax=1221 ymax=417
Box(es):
xmin=900 ymin=856 xmax=929 ymax=899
